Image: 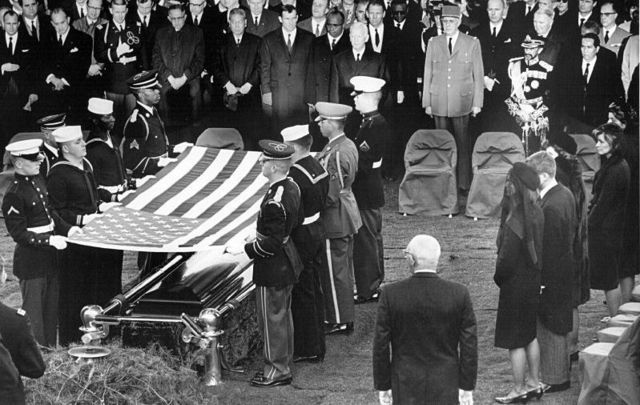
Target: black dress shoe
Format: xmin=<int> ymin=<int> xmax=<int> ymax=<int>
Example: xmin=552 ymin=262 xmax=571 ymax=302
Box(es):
xmin=293 ymin=354 xmax=324 ymax=363
xmin=494 ymin=391 xmax=529 ymax=404
xmin=250 ymin=374 xmax=293 ymax=387
xmin=541 ymin=381 xmax=570 ymax=393
xmin=354 ymin=289 xmax=380 ymax=304
xmin=324 ymin=322 xmax=354 ymax=335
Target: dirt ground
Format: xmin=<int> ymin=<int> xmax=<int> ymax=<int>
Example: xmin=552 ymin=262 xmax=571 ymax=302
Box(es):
xmin=0 ymin=180 xmax=612 ymax=404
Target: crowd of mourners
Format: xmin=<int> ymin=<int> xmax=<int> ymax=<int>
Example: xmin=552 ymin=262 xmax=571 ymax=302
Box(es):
xmin=0 ymin=0 xmax=638 ymax=402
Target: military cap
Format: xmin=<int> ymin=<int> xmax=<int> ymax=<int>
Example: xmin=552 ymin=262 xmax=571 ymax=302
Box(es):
xmin=127 ymin=70 xmax=161 ymax=90
xmin=521 ymin=34 xmax=545 ymax=48
xmin=441 ymin=4 xmax=460 ymax=18
xmin=52 ymin=125 xmax=83 ymax=143
xmin=6 ymin=139 xmax=43 ymax=161
xmin=350 ymin=76 xmax=386 ymax=96
xmin=314 ymin=102 xmax=353 ymax=121
xmin=88 ymin=98 xmax=114 ymax=115
xmin=259 ymin=140 xmax=294 ymax=160
xmin=36 ymin=113 xmax=66 ymax=131
xmin=281 ymin=125 xmax=310 ymax=142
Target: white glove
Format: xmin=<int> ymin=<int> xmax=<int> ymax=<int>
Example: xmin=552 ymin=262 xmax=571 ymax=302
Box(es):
xmin=224 ymin=81 xmax=238 ymax=95
xmin=88 ymin=63 xmax=103 ymax=76
xmin=378 ymin=390 xmax=392 ymax=405
xmin=157 ymin=157 xmax=177 ymax=167
xmin=483 ymin=76 xmax=495 ymax=92
xmin=425 ymin=106 xmax=432 ymax=116
xmin=49 ymin=235 xmax=68 ymax=250
xmin=225 ymin=240 xmax=245 ymax=255
xmin=82 ymin=213 xmax=101 ymax=225
xmin=397 ymin=91 xmax=404 ymax=104
xmin=116 ymin=38 xmax=132 ymax=57
xmin=117 ymin=190 xmax=135 ymax=201
xmin=459 ymin=389 xmax=473 ymax=405
xmin=262 ymin=92 xmax=272 ymax=106
xmin=99 ymin=202 xmax=120 ymax=212
xmin=135 ymin=175 xmax=155 ymax=187
xmin=239 ymin=82 xmax=253 ymax=95
xmin=67 ymin=226 xmax=82 ymax=237
xmin=173 ymin=142 xmax=193 ymax=154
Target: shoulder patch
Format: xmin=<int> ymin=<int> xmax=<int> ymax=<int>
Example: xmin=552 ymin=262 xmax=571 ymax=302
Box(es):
xmin=17 ymin=308 xmax=26 ymax=316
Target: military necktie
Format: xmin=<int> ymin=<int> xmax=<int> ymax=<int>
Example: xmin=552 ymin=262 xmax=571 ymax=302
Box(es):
xmin=583 ymin=63 xmax=590 ymax=83
xmin=375 ymin=28 xmax=380 ymax=47
xmin=604 ymin=30 xmax=610 ymax=43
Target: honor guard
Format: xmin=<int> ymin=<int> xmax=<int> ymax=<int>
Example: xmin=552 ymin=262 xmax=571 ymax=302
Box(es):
xmin=47 ymin=126 xmax=118 ymax=345
xmin=2 ymin=139 xmax=75 ymax=347
xmin=225 ymin=140 xmax=302 ymax=388
xmin=282 ymin=125 xmax=329 ymax=363
xmin=35 ymin=113 xmax=66 ymax=177
xmin=122 ymin=70 xmax=192 ymax=178
xmin=351 ymin=76 xmax=386 ymax=303
xmin=0 ymin=302 xmax=46 ymax=405
xmin=314 ymin=102 xmax=362 ymax=335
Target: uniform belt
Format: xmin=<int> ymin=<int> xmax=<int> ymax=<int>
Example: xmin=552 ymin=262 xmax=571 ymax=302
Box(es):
xmin=118 ymin=56 xmax=137 ymax=65
xmin=99 ymin=183 xmax=126 ymax=194
xmin=27 ymin=221 xmax=54 ymax=234
xmin=302 ymin=212 xmax=320 ymax=225
xmin=372 ymin=158 xmax=382 ymax=169
xmin=516 ymin=96 xmax=543 ymax=105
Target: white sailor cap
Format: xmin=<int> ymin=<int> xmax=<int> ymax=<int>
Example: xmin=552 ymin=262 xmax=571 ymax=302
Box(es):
xmin=6 ymin=139 xmax=43 ymax=158
xmin=52 ymin=125 xmax=83 ymax=143
xmin=281 ymin=125 xmax=310 ymax=142
xmin=88 ymin=98 xmax=114 ymax=115
xmin=350 ymin=76 xmax=386 ymax=95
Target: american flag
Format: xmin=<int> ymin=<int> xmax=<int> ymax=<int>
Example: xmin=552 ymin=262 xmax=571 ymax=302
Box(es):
xmin=69 ymin=147 xmax=268 ymax=252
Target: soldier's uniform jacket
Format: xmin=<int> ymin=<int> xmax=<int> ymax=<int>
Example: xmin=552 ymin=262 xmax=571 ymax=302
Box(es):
xmin=0 ymin=303 xmax=46 ymax=403
xmin=39 ymin=143 xmax=59 ymax=178
xmin=244 ymin=177 xmax=303 ymax=287
xmin=122 ymin=101 xmax=172 ymax=178
xmin=86 ymin=129 xmax=128 ymax=200
xmin=1 ymin=174 xmax=71 ymax=280
xmin=47 ymin=158 xmax=111 ymax=226
xmin=315 ymin=134 xmax=362 ymax=238
xmin=94 ymin=20 xmax=147 ymax=94
xmin=352 ymin=110 xmax=386 ymax=210
xmin=507 ymin=56 xmax=551 ymax=103
xmin=289 ymin=155 xmax=329 ymax=254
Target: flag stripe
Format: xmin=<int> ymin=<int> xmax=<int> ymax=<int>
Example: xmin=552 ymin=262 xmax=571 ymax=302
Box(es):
xmin=195 ymin=199 xmax=262 ymax=247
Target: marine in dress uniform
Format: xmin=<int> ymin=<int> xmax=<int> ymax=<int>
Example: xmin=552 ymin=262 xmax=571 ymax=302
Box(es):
xmin=282 ymin=125 xmax=329 ymax=362
xmin=225 ymin=140 xmax=302 ymax=387
xmin=0 ymin=302 xmax=46 ymax=405
xmin=46 ymin=126 xmax=117 ymax=345
xmin=350 ymin=76 xmax=386 ymax=303
xmin=313 ymin=102 xmax=362 ymax=335
xmin=1 ymin=139 xmax=73 ymax=347
xmin=35 ymin=113 xmax=66 ymax=178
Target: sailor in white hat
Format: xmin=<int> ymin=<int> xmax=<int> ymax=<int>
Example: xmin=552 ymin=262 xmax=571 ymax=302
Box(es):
xmin=313 ymin=101 xmax=362 ymax=335
xmin=2 ymin=138 xmax=77 ymax=347
xmin=350 ymin=75 xmax=388 ymax=304
xmin=281 ymin=124 xmax=330 ymax=362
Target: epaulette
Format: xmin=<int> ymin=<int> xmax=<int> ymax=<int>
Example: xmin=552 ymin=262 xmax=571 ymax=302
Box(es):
xmin=539 ymin=60 xmax=553 ymax=72
xmin=509 ymin=56 xmax=524 ymax=63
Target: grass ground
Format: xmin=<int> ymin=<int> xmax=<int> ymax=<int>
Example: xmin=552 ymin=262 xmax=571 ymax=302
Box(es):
xmin=0 ymin=180 xmax=611 ymax=404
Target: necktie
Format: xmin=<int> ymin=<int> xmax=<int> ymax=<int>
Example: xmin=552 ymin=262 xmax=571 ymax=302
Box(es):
xmin=356 ymin=53 xmax=360 ymax=62
xmin=287 ymin=33 xmax=292 ymax=52
xmin=80 ymin=7 xmax=84 ymax=18
xmin=583 ymin=63 xmax=590 ymax=83
xmin=58 ymin=35 xmax=63 ymax=45
xmin=8 ymin=36 xmax=13 ymax=55
xmin=237 ymin=37 xmax=241 ymax=45
xmin=31 ymin=20 xmax=37 ymax=40
xmin=396 ymin=22 xmax=400 ymax=29
xmin=315 ymin=24 xmax=320 ymax=37
xmin=604 ymin=30 xmax=610 ymax=43
xmin=579 ymin=17 xmax=585 ymax=27
xmin=255 ymin=16 xmax=259 ymax=26
xmin=143 ymin=16 xmax=148 ymax=28
xmin=448 ymin=37 xmax=452 ymax=54
xmin=492 ymin=26 xmax=497 ymax=37
xmin=194 ymin=16 xmax=199 ymax=26
xmin=331 ymin=38 xmax=336 ymax=50
xmin=375 ymin=28 xmax=380 ymax=47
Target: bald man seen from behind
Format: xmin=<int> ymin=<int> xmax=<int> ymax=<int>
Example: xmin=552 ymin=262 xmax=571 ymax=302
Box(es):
xmin=372 ymin=235 xmax=478 ymax=405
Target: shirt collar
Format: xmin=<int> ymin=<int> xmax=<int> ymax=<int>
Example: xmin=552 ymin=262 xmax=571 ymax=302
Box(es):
xmin=352 ymin=47 xmax=365 ymax=59
xmin=137 ymin=101 xmax=154 ymax=114
xmin=605 ymin=24 xmax=617 ymax=34
xmin=329 ymin=133 xmax=345 ymax=144
xmin=5 ymin=32 xmax=17 ymax=41
xmin=282 ymin=28 xmax=297 ymax=39
xmin=394 ymin=19 xmax=406 ymax=30
xmin=329 ymin=32 xmax=343 ymax=43
xmin=489 ymin=20 xmax=503 ymax=31
xmin=539 ymin=178 xmax=557 ymax=199
xmin=446 ymin=30 xmax=459 ymax=41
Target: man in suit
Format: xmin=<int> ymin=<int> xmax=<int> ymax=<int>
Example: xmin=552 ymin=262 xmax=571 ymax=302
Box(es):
xmin=373 ymin=234 xmax=477 ymax=405
xmin=297 ymin=0 xmax=328 ymax=37
xmin=212 ymin=8 xmax=263 ymax=149
xmin=153 ymin=3 xmax=205 ymax=125
xmin=0 ymin=11 xmax=38 ymax=147
xmin=94 ymin=0 xmax=147 ymax=138
xmin=314 ymin=101 xmax=362 ymax=335
xmin=43 ymin=7 xmax=92 ymax=123
xmin=72 ymin=0 xmax=107 ymax=99
xmin=225 ymin=140 xmax=302 ymax=387
xmin=65 ymin=0 xmax=87 ymax=22
xmin=505 ymin=0 xmax=536 ymax=42
xmin=366 ymin=0 xmax=392 ymax=54
xmin=471 ymin=0 xmax=517 ymax=133
xmin=351 ymin=76 xmax=386 ymax=304
xmin=599 ymin=1 xmax=631 ymax=57
xmin=559 ymin=33 xmax=622 ymax=128
xmin=246 ymin=0 xmax=281 ymax=37
xmin=260 ymin=5 xmax=313 ymax=136
xmin=525 ymin=151 xmax=576 ymax=393
xmin=127 ymin=0 xmax=168 ymax=70
xmin=18 ymin=0 xmax=55 ymax=51
xmin=422 ymin=4 xmax=483 ymax=194
xmin=532 ymin=7 xmax=566 ymax=70
xmin=282 ymin=124 xmax=329 ymax=364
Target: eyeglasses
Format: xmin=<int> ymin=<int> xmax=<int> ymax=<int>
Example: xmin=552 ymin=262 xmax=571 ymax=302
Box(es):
xmin=169 ymin=15 xmax=186 ymax=21
xmin=600 ymin=12 xmax=617 ymax=16
xmin=189 ymin=2 xmax=206 ymax=6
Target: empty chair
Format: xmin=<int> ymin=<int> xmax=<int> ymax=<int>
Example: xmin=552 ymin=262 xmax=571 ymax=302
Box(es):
xmin=398 ymin=130 xmax=458 ymax=216
xmin=570 ymin=134 xmax=600 ymax=202
xmin=195 ymin=128 xmax=244 ymax=150
xmin=465 ymin=132 xmax=525 ymax=219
